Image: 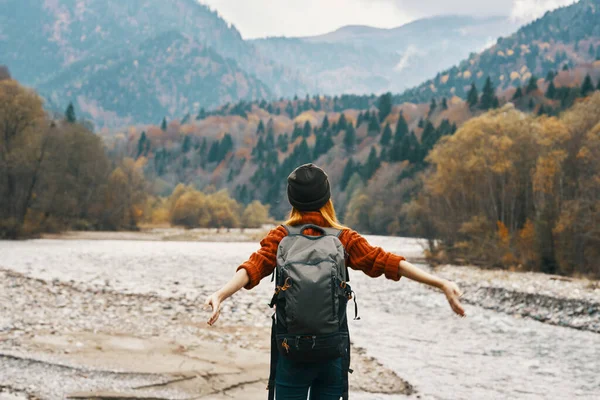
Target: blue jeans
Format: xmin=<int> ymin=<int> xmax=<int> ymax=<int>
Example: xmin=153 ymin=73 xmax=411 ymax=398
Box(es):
xmin=275 ymin=356 xmax=343 ymax=400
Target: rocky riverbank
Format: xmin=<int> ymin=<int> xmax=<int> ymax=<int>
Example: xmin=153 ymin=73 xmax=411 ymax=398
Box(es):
xmin=435 ymin=265 xmax=600 ymax=333
xmin=0 ymin=268 xmax=412 ymax=400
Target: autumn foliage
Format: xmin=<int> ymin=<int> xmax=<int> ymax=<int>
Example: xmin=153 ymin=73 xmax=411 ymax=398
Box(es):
xmin=418 ymin=94 xmax=600 ymax=277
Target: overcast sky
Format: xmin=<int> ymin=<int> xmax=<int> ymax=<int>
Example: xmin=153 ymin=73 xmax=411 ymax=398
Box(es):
xmin=199 ymin=0 xmax=577 ymax=39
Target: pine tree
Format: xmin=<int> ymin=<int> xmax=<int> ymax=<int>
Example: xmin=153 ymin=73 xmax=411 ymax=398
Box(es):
xmin=292 ymin=123 xmax=303 ymax=140
xmin=277 ymin=133 xmax=289 ymax=152
xmin=367 ymin=116 xmax=380 ymax=136
xmin=441 ymin=97 xmax=448 ymax=110
xmin=257 ymin=120 xmax=265 ymax=135
xmin=137 ymin=132 xmax=147 ymax=158
xmin=344 ymin=124 xmax=356 ymax=152
xmin=545 ymin=70 xmax=555 ymax=82
xmin=337 ymin=113 xmax=348 ymax=132
xmin=340 ymin=159 xmax=355 ymax=191
xmin=429 ymin=98 xmax=437 ymax=116
xmin=378 ymin=92 xmax=393 ymax=122
xmin=562 ymin=64 xmax=569 ymax=71
xmin=537 ymin=104 xmax=546 ymax=116
xmin=479 ymin=77 xmax=496 ymax=110
xmin=161 ymin=117 xmax=167 ymax=131
xmin=492 ymin=97 xmax=500 ymax=109
xmin=65 ymin=102 xmax=76 ymax=123
xmin=467 ymin=83 xmax=478 ymax=109
xmin=356 ymin=112 xmax=364 ymax=128
xmin=420 ymin=121 xmax=438 ymax=153
xmin=546 ymin=81 xmax=557 ymax=99
xmin=581 ymin=74 xmax=595 ymax=97
xmin=182 ymin=135 xmax=191 ymax=153
xmin=526 ymin=76 xmax=539 ymax=94
xmin=597 ymin=79 xmax=600 ymax=91
xmin=208 ymin=140 xmax=220 ymax=163
xmin=394 ymin=113 xmax=409 ymax=143
xmin=321 ymin=115 xmax=330 ymax=131
xmin=362 ymin=147 xmax=380 ymax=181
xmin=512 ymin=87 xmax=523 ymax=100
xmin=196 ymin=108 xmax=206 ymax=120
xmin=417 ymin=118 xmax=424 ymax=129
xmin=303 ymin=121 xmax=312 ymax=138
xmin=380 ymin=123 xmax=392 ymax=146
xmin=597 ymin=46 xmax=600 ymax=60
xmin=528 ymin=98 xmax=535 ymax=110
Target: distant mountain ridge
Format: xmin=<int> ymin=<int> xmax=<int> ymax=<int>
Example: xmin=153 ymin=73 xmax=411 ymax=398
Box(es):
xmin=396 ymin=0 xmax=600 ymax=103
xmin=253 ymin=15 xmax=520 ymax=95
xmin=0 ymin=0 xmax=304 ymax=126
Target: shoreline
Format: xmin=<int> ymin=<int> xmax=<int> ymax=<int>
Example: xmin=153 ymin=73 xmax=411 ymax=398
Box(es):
xmin=0 ymin=268 xmax=413 ymax=400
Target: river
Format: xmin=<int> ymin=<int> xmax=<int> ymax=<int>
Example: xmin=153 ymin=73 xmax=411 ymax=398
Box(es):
xmin=0 ymin=236 xmax=598 ymax=400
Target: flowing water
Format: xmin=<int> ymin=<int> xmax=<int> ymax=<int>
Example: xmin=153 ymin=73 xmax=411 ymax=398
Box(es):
xmin=0 ymin=236 xmax=598 ymax=400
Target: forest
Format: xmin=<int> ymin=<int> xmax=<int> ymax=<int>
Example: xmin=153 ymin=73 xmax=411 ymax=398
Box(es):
xmin=2 ymin=63 xmax=600 ymax=277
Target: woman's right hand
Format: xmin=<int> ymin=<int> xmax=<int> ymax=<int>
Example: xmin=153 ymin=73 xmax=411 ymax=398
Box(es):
xmin=204 ymin=291 xmax=223 ymax=326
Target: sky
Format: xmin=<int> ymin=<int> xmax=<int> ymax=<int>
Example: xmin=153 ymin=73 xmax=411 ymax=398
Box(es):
xmin=199 ymin=0 xmax=577 ymax=39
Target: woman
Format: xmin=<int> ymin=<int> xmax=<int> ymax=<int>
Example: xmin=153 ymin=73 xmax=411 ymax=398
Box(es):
xmin=205 ymin=163 xmax=465 ymax=399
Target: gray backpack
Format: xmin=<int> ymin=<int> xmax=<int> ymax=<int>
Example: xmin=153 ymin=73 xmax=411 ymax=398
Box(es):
xmin=266 ymin=224 xmax=359 ymax=400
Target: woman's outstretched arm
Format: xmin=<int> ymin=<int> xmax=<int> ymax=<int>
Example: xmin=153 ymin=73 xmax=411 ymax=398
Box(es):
xmin=399 ymin=259 xmax=466 ymax=317
xmin=204 ymin=269 xmax=250 ymax=326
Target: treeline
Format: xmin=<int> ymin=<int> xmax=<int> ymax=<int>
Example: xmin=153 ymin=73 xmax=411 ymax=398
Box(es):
xmin=0 ymin=75 xmax=272 ymax=238
xmin=144 ymin=184 xmax=270 ymax=229
xmin=412 ymin=93 xmax=600 ymax=277
xmin=0 ymin=77 xmax=148 ymax=238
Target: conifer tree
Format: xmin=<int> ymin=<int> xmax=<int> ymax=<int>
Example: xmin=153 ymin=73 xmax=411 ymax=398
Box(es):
xmin=196 ymin=108 xmax=206 ymax=120
xmin=589 ymin=44 xmax=596 ymax=59
xmin=546 ymin=81 xmax=557 ymax=99
xmin=362 ymin=147 xmax=380 ymax=181
xmin=479 ymin=77 xmax=496 ymax=110
xmin=340 ymin=159 xmax=355 ymax=191
xmin=182 ymin=135 xmax=191 ymax=153
xmin=344 ymin=124 xmax=356 ymax=152
xmin=303 ymin=121 xmax=312 ymax=138
xmin=441 ymin=97 xmax=448 ymax=110
xmin=322 ymin=115 xmax=330 ymax=131
xmin=429 ymin=98 xmax=437 ymax=116
xmin=137 ymin=132 xmax=147 ymax=158
xmin=356 ymin=112 xmax=364 ymax=128
xmin=277 ymin=133 xmax=289 ymax=152
xmin=526 ymin=76 xmax=539 ymax=94
xmin=597 ymin=79 xmax=600 ymax=91
xmin=545 ymin=70 xmax=555 ymax=82
xmin=337 ymin=113 xmax=348 ymax=132
xmin=380 ymin=123 xmax=392 ymax=146
xmin=528 ymin=98 xmax=535 ymax=110
xmin=467 ymin=83 xmax=478 ymax=109
xmin=65 ymin=102 xmax=76 ymax=123
xmin=394 ymin=113 xmax=409 ymax=143
xmin=581 ymin=74 xmax=595 ymax=97
xmin=161 ymin=117 xmax=167 ymax=131
xmin=512 ymin=87 xmax=523 ymax=100
xmin=257 ymin=120 xmax=265 ymax=135
xmin=367 ymin=116 xmax=380 ymax=136
xmin=378 ymin=92 xmax=393 ymax=122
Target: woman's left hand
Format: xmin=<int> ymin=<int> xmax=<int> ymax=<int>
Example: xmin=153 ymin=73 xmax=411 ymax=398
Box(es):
xmin=442 ymin=280 xmax=466 ymax=317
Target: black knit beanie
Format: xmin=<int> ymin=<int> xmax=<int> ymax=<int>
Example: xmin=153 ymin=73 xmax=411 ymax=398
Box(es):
xmin=287 ymin=163 xmax=331 ymax=211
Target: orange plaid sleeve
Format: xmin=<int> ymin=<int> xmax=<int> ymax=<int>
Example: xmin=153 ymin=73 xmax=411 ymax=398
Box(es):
xmin=339 ymin=229 xmax=405 ymax=281
xmin=237 ymin=226 xmax=288 ymax=289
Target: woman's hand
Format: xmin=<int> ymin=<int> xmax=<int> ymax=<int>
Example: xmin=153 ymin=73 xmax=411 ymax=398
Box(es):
xmin=204 ymin=291 xmax=223 ymax=326
xmin=442 ymin=280 xmax=466 ymax=317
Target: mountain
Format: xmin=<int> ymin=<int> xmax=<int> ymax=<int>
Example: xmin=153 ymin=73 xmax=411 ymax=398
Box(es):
xmin=396 ymin=0 xmax=600 ymax=103
xmin=0 ymin=0 xmax=305 ymax=125
xmin=39 ymin=31 xmax=270 ymax=126
xmin=252 ymin=15 xmax=520 ymax=95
